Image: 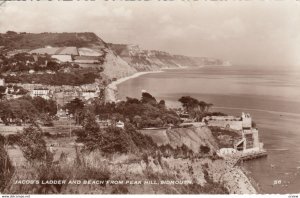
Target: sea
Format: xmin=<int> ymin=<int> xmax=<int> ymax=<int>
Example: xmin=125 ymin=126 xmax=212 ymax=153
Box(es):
xmin=117 ymin=65 xmax=300 ymax=194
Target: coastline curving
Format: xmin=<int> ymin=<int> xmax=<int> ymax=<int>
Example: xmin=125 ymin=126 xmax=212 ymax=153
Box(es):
xmin=105 ymin=70 xmax=163 ymax=103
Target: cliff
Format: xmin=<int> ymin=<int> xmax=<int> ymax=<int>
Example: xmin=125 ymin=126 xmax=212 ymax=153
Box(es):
xmin=140 ymin=126 xmax=219 ymax=154
xmin=108 ymin=43 xmax=230 ymax=71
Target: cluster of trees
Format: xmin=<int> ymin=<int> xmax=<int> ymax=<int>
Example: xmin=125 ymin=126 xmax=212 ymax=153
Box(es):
xmin=0 ymin=32 xmax=101 ymax=49
xmin=63 ymin=98 xmax=85 ymax=125
xmin=72 ymin=111 xmax=214 ymax=160
xmin=0 ymin=53 xmax=62 ymax=73
xmin=0 ymin=85 xmax=28 ymax=100
xmin=5 ymin=70 xmax=100 ymax=86
xmin=64 ymin=93 xmax=220 ymax=129
xmin=0 ymin=52 xmax=103 ymax=86
xmin=178 ymin=96 xmax=214 ymax=121
xmin=73 ymin=112 xmax=157 ymax=154
xmin=92 ymin=92 xmax=181 ymax=128
xmin=0 ymin=96 xmax=57 ymax=125
xmin=0 ymin=124 xmax=54 ymax=192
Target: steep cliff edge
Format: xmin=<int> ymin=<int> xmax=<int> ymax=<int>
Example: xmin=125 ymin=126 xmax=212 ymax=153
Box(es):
xmin=101 ymin=49 xmax=137 ymax=79
xmin=108 ymin=43 xmax=230 ymax=71
xmin=140 ymin=126 xmax=219 ymax=154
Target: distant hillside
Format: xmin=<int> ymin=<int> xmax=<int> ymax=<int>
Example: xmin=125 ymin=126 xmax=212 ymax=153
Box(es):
xmin=0 ymin=31 xmax=230 ymax=82
xmin=0 ymin=31 xmax=106 ymax=50
xmin=108 ymin=43 xmax=230 ymax=71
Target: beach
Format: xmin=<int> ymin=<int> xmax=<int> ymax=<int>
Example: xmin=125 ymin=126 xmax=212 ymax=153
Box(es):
xmin=105 ymin=70 xmax=164 ymax=102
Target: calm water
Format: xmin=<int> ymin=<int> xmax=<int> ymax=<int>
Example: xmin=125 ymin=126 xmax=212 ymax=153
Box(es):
xmin=117 ymin=66 xmax=300 ymax=194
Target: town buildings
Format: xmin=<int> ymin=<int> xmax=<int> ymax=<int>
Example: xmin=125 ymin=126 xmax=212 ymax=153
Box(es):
xmin=31 ymin=88 xmax=51 ymax=100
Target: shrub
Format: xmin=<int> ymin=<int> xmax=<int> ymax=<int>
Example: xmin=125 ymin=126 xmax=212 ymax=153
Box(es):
xmin=18 ymin=126 xmax=50 ymax=163
xmin=200 ymin=145 xmax=210 ymax=154
xmin=0 ymin=134 xmax=14 ymax=193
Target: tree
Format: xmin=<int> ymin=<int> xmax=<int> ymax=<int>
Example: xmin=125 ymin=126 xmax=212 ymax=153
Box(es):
xmin=64 ymin=98 xmax=84 ymax=115
xmin=206 ymin=103 xmax=213 ymax=112
xmin=178 ymin=96 xmax=199 ymax=113
xmin=178 ymin=96 xmax=213 ymax=121
xmin=0 ymin=134 xmax=14 ymax=192
xmin=0 ymin=86 xmax=6 ymax=101
xmin=18 ymin=126 xmax=49 ymax=163
xmin=200 ymin=145 xmax=210 ymax=154
xmin=141 ymin=92 xmax=157 ymax=104
xmin=9 ymin=99 xmax=38 ymax=124
xmin=32 ymin=97 xmax=48 ymax=114
xmin=158 ymin=100 xmax=166 ymax=109
xmin=0 ymin=101 xmax=12 ymax=125
xmin=133 ymin=115 xmax=142 ymax=128
xmin=64 ymin=98 xmax=84 ymax=124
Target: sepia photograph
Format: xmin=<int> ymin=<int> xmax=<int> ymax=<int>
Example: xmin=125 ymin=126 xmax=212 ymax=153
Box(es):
xmin=0 ymin=0 xmax=299 ymax=196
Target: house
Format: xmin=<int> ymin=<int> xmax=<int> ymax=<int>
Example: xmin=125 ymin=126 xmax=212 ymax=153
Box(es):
xmin=81 ymin=89 xmax=98 ymax=100
xmin=116 ymin=121 xmax=125 ymax=129
xmin=56 ymin=109 xmax=68 ymax=119
xmin=31 ymin=88 xmax=51 ymax=100
xmin=178 ymin=112 xmax=195 ymax=123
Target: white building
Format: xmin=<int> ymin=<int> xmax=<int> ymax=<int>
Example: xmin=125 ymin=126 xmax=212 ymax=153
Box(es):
xmin=81 ymin=90 xmax=98 ymax=100
xmin=31 ymin=88 xmax=50 ymax=100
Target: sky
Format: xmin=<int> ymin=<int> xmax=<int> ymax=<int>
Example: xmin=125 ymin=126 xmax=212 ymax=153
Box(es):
xmin=0 ymin=0 xmax=299 ymax=67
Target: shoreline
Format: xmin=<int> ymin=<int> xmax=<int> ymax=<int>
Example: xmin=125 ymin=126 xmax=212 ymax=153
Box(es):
xmin=104 ymin=67 xmax=259 ymax=194
xmin=105 ymin=70 xmax=164 ymax=102
xmin=212 ymin=158 xmax=258 ymax=194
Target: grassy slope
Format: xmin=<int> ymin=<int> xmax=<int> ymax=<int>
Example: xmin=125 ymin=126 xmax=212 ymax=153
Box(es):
xmin=0 ymin=32 xmax=106 ymax=49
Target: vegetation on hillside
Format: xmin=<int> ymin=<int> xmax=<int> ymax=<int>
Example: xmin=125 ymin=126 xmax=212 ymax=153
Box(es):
xmin=4 ymin=69 xmax=101 ymax=86
xmin=178 ymin=96 xmax=214 ymax=121
xmin=73 ymin=112 xmax=157 ymax=154
xmin=0 ymin=96 xmax=57 ymax=125
xmin=0 ymin=52 xmax=103 ymax=86
xmin=209 ymin=126 xmax=241 ymax=148
xmin=0 ymin=134 xmax=14 ymax=193
xmin=0 ymin=31 xmax=105 ymax=49
xmin=93 ymin=92 xmax=181 ymax=128
xmin=0 ymin=92 xmax=231 ymax=194
xmin=0 ymin=53 xmax=59 ymax=73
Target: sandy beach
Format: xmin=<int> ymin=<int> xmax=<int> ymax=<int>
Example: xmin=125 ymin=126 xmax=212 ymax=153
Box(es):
xmin=105 ymin=70 xmax=164 ymax=102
